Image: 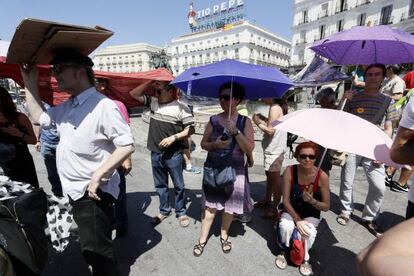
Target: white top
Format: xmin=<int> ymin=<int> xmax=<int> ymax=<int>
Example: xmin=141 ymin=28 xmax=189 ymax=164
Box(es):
xmin=381 ymin=75 xmax=406 ymax=96
xmin=39 ymin=87 xmax=134 ymax=201
xmin=261 ymin=128 xmax=287 ymax=156
xmin=398 ymin=96 xmax=414 ymax=203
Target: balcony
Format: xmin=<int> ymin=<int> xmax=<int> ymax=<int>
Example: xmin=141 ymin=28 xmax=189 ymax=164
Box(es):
xmin=335 ymin=3 xmax=348 ymax=14
xmin=318 ymin=10 xmax=329 ymax=19
xmin=296 ymin=38 xmax=307 ymax=46
xmin=297 ymin=17 xmax=309 ymax=25
xmin=356 ymin=0 xmax=371 ymax=7
xmin=379 ymin=16 xmax=394 ymax=25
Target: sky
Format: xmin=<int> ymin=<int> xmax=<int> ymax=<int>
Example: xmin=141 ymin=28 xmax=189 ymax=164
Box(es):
xmin=0 ymin=0 xmax=293 ymax=49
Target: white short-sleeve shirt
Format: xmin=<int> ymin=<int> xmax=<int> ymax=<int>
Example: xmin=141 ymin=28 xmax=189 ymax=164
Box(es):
xmin=39 ymin=87 xmax=134 ymax=200
xmin=398 ymin=96 xmax=414 ymax=203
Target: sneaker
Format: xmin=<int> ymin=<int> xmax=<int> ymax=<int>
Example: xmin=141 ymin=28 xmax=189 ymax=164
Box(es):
xmin=361 ymin=220 xmax=382 ymax=238
xmin=233 ymin=214 xmax=252 ymax=224
xmin=385 ymin=176 xmax=393 ymax=187
xmin=184 ymin=167 xmax=201 ymax=174
xmin=390 ymin=181 xmax=409 ymax=192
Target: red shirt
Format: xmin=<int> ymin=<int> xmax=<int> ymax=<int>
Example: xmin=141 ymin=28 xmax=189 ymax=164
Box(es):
xmin=403 ymin=71 xmax=414 ymax=89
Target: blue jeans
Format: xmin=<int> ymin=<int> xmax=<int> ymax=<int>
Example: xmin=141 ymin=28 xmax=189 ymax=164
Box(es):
xmin=41 ymin=142 xmax=62 ymax=197
xmin=115 ymin=168 xmax=128 ymax=227
xmin=151 ymin=151 xmax=186 ymax=217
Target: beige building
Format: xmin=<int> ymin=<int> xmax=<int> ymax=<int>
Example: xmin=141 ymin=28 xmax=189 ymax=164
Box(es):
xmin=167 ymin=20 xmax=291 ymax=76
xmin=92 ymin=43 xmax=163 ymax=73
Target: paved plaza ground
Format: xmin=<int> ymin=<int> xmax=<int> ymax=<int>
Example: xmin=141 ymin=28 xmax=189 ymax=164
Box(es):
xmin=36 ymin=117 xmax=409 ymax=276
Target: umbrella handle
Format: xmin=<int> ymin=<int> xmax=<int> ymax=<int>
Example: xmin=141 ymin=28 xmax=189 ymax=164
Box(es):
xmin=228 ymin=76 xmax=234 ymax=120
xmin=315 ymin=147 xmax=328 ymax=179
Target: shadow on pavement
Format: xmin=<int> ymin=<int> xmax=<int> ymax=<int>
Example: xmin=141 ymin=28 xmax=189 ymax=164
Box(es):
xmin=310 ymin=219 xmax=358 ymax=276
xmin=42 ymin=191 xmax=162 ymax=276
xmin=115 ymin=191 xmax=161 ymax=276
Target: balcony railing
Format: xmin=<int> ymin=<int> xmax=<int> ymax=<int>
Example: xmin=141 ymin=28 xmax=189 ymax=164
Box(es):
xmin=356 ymin=0 xmax=370 ymax=7
xmin=296 ymin=39 xmax=307 ymax=45
xmin=335 ymin=3 xmax=348 ymax=14
xmin=379 ymin=16 xmax=394 ymax=25
xmin=297 ymin=17 xmax=309 ymax=25
xmin=318 ymin=10 xmax=329 ymax=19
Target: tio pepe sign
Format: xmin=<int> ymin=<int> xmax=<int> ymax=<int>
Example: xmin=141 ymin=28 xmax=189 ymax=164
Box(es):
xmin=197 ymin=0 xmax=244 ymax=20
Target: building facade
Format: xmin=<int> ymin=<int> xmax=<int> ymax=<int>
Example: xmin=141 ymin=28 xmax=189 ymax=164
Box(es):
xmin=92 ymin=43 xmax=163 ymax=73
xmin=291 ymin=0 xmax=414 ymax=69
xmin=167 ymin=20 xmax=291 ymax=75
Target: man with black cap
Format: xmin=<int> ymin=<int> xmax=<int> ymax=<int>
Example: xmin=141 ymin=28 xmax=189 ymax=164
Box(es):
xmin=21 ymin=48 xmax=135 ymax=276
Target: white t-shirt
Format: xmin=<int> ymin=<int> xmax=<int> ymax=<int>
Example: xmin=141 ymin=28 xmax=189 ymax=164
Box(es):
xmin=398 ymin=96 xmax=414 ymax=203
xmin=381 ymin=75 xmax=406 ymax=96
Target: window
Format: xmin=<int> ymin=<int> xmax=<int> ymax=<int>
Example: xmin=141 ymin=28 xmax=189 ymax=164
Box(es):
xmin=303 ymin=10 xmax=308 ymax=23
xmin=300 ymin=30 xmax=306 ymax=44
xmin=410 ymin=0 xmax=414 ymax=16
xmin=380 ymin=5 xmax=393 ymax=25
xmin=357 ymin=13 xmax=366 ymax=26
xmin=337 ymin=19 xmax=344 ymax=32
xmin=319 ymin=25 xmax=326 ymax=39
xmin=320 ymin=3 xmax=328 ymax=17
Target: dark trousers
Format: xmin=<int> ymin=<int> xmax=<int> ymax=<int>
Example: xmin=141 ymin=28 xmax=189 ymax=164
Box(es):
xmin=115 ymin=168 xmax=128 ymax=227
xmin=406 ymin=200 xmax=414 ymax=220
xmin=70 ymin=191 xmax=118 ymax=276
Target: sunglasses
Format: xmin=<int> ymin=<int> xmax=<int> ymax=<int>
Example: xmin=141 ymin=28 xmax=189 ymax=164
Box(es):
xmin=50 ymin=63 xmax=80 ymax=75
xmin=219 ymin=95 xmax=232 ymax=101
xmin=298 ymin=154 xmax=316 ymax=160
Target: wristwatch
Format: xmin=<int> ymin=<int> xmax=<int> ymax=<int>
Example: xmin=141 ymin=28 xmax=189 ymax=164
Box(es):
xmin=233 ymin=129 xmax=240 ymax=137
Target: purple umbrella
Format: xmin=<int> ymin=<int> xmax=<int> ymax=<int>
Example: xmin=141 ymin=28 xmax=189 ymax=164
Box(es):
xmin=310 ymin=25 xmax=414 ymax=65
xmin=171 ymin=59 xmax=293 ymax=99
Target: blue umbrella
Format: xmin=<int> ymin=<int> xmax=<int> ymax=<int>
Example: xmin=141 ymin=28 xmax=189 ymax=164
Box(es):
xmin=171 ymin=59 xmax=293 ymax=99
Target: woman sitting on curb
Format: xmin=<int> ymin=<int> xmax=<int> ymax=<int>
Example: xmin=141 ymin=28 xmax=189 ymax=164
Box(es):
xmin=275 ymin=141 xmax=330 ymax=276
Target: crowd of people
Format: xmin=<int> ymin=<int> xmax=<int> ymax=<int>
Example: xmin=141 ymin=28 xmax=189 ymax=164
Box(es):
xmin=0 ymin=47 xmax=414 ymax=276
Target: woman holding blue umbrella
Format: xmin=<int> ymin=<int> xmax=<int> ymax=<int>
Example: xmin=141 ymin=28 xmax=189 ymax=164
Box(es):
xmin=193 ymin=81 xmax=255 ymax=256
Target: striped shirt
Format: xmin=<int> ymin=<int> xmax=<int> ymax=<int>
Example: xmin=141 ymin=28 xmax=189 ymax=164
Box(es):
xmin=344 ymin=91 xmax=393 ymax=126
xmin=144 ymin=95 xmax=195 ymax=153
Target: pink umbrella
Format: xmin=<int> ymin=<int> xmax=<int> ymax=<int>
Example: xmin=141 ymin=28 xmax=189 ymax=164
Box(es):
xmin=273 ymin=108 xmax=403 ymax=168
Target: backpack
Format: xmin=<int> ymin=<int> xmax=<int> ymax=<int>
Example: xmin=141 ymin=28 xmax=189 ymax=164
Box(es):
xmin=0 ymin=188 xmax=48 ymax=274
xmin=289 ymin=229 xmax=305 ymax=266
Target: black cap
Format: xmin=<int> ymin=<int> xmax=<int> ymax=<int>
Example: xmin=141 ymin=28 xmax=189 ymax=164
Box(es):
xmin=49 ymin=48 xmax=94 ymax=67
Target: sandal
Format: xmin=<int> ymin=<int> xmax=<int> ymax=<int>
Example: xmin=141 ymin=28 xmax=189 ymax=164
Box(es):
xmin=151 ymin=213 xmax=170 ymax=226
xmin=299 ymin=261 xmax=313 ymax=276
xmin=275 ymin=253 xmax=287 ymax=270
xmin=193 ymin=240 xmax=207 ymax=257
xmin=220 ymin=236 xmax=232 ymax=254
xmin=254 ymin=200 xmax=271 ymax=208
xmin=336 ymin=213 xmax=350 ymax=226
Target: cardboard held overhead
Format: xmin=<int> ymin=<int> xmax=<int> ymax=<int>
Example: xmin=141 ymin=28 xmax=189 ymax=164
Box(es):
xmin=7 ymin=18 xmax=113 ymax=64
